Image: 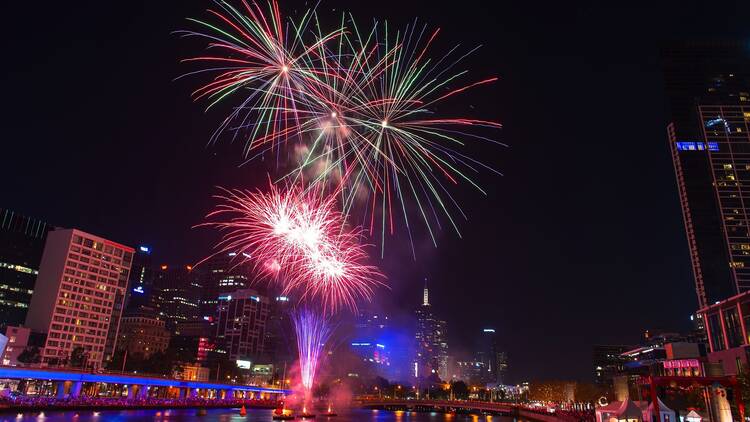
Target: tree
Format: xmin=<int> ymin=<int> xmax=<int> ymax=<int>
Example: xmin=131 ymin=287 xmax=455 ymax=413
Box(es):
xmin=70 ymin=347 xmax=86 ymax=368
xmin=450 ymin=381 xmax=469 ymax=400
xmin=17 ymin=346 xmax=41 ymax=364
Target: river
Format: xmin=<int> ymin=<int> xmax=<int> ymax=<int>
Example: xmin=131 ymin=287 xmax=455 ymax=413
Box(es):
xmin=2 ymin=408 xmax=523 ymax=422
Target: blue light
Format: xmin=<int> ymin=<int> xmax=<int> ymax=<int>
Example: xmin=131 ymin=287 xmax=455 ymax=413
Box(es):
xmin=483 ymin=328 xmax=496 ymax=333
xmin=0 ymin=367 xmax=291 ymax=394
xmin=676 ymin=141 xmax=719 ymax=152
xmin=250 ymin=296 xmax=260 ymax=302
xmin=133 ymin=286 xmax=145 ymax=294
xmin=351 ymin=342 xmax=371 ymax=347
xmin=139 ymin=246 xmax=150 ymax=253
xmin=218 ymin=295 xmax=232 ymax=301
xmin=376 ymin=344 xmax=385 ymax=349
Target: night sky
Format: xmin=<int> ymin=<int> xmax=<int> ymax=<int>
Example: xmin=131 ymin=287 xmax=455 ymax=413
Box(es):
xmin=3 ymin=0 xmax=750 ymax=383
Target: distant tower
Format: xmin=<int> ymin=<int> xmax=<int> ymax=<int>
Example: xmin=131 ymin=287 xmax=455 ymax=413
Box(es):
xmin=423 ymin=277 xmax=429 ymax=306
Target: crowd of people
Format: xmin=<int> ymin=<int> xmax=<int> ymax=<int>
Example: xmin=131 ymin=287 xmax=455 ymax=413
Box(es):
xmin=0 ymin=395 xmax=281 ymax=411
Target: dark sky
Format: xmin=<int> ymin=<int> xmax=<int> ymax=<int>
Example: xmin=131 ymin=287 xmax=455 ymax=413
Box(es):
xmin=3 ymin=1 xmax=750 ymax=383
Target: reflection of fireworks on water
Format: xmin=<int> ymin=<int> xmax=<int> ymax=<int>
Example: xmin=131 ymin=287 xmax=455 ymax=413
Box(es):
xmin=292 ymin=309 xmax=331 ymax=403
xmin=204 ymin=183 xmax=384 ymax=314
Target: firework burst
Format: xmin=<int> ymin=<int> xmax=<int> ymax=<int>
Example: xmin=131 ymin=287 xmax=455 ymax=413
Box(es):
xmin=204 ymin=183 xmax=384 ymax=314
xmin=181 ymin=4 xmax=503 ymax=252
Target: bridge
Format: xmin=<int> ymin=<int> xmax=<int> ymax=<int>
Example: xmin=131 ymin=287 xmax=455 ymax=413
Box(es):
xmin=0 ymin=366 xmax=291 ymax=400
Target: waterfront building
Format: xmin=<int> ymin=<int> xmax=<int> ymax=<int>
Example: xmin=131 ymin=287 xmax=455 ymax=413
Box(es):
xmin=25 ymin=229 xmax=133 ymax=369
xmin=216 ymin=288 xmax=271 ymax=361
xmin=116 ymin=307 xmax=170 ymax=359
xmin=1 ymin=326 xmax=45 ymax=366
xmin=171 ymin=320 xmax=221 ymax=364
xmin=663 ymin=40 xmax=750 ymax=307
xmin=0 ymin=209 xmax=53 ymax=326
xmin=697 ymin=290 xmax=750 ymax=376
xmin=414 ymin=279 xmax=449 ymax=380
xmin=153 ymin=265 xmax=201 ymax=330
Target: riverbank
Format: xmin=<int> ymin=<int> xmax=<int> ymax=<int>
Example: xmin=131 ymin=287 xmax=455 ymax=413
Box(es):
xmin=0 ymin=398 xmax=279 ymax=413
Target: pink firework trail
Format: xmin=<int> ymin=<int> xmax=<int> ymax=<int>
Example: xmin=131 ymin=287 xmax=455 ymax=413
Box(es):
xmin=204 ymin=183 xmax=384 ymax=314
xmin=292 ymin=309 xmax=331 ymax=402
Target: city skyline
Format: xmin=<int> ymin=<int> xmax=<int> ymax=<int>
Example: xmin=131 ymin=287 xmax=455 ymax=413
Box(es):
xmin=3 ymin=0 xmax=750 ymax=385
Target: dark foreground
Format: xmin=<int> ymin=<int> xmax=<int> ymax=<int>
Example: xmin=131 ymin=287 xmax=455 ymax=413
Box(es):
xmin=1 ymin=408 xmax=521 ymax=421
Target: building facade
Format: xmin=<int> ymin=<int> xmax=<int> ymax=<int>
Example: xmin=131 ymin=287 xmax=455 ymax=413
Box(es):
xmin=124 ymin=245 xmax=155 ymax=313
xmin=25 ymin=229 xmax=133 ymax=369
xmin=0 ymin=209 xmax=53 ymax=326
xmin=198 ymin=253 xmax=251 ymax=321
xmin=216 ymin=289 xmax=271 ymax=361
xmin=664 ymin=40 xmax=750 ymax=307
xmin=116 ymin=309 xmax=170 ymax=359
xmin=153 ymin=265 xmax=201 ymax=330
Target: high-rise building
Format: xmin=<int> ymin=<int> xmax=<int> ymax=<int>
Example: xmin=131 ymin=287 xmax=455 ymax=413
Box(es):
xmin=25 ymin=229 xmax=133 ymax=369
xmin=198 ymin=252 xmax=251 ymax=320
xmin=216 ymin=288 xmax=271 ymax=361
xmin=414 ymin=279 xmax=448 ymax=380
xmin=0 ymin=209 xmax=53 ymax=325
xmin=153 ymin=265 xmax=201 ymax=330
xmin=663 ymin=40 xmax=750 ymax=308
xmin=477 ymin=328 xmax=508 ymax=385
xmin=123 ymin=245 xmax=155 ymax=313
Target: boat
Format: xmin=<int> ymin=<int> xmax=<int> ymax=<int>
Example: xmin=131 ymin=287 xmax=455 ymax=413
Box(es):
xmin=272 ymin=414 xmax=296 ymax=420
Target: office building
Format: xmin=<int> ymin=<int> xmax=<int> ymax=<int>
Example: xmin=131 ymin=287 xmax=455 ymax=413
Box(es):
xmin=0 ymin=209 xmax=53 ymax=325
xmin=153 ymin=265 xmax=201 ymax=330
xmin=664 ymin=40 xmax=750 ymax=307
xmin=216 ymin=288 xmax=271 ymax=361
xmin=414 ymin=279 xmax=448 ymax=380
xmin=124 ymin=245 xmax=156 ymax=313
xmin=116 ymin=307 xmax=170 ymax=358
xmin=25 ymin=229 xmax=133 ymax=369
xmin=198 ymin=252 xmax=251 ymax=320
xmin=477 ymin=328 xmax=508 ymax=385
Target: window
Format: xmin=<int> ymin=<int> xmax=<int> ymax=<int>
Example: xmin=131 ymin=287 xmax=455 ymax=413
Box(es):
xmin=709 ymin=313 xmax=726 ymax=351
xmin=724 ymin=308 xmax=743 ymax=348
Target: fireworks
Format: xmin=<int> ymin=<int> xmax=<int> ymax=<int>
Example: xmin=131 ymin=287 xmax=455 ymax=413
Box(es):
xmin=292 ymin=309 xmax=332 ymax=395
xmin=181 ymin=3 xmax=502 ymax=249
xmin=185 ymin=1 xmax=501 ymax=407
xmin=205 ymin=183 xmax=384 ymax=314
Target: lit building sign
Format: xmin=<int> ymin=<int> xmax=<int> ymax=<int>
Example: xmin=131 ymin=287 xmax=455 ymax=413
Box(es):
xmin=236 ymin=359 xmax=252 ymax=369
xmin=663 ymin=359 xmax=700 ymax=369
xmin=483 ymin=328 xmax=496 ymax=333
xmin=139 ymin=246 xmax=150 ymax=253
xmin=676 ymin=141 xmax=719 ymax=152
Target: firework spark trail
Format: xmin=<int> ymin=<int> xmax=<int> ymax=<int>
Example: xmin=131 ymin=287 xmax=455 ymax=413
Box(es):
xmin=292 ymin=309 xmax=331 ymax=399
xmin=204 ymin=183 xmax=384 ymax=314
xmin=181 ymin=5 xmax=503 ymax=252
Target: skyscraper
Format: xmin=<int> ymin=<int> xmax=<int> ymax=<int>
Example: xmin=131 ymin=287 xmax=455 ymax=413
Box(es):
xmin=25 ymin=229 xmax=133 ymax=369
xmin=477 ymin=328 xmax=508 ymax=385
xmin=153 ymin=265 xmax=201 ymax=330
xmin=664 ymin=40 xmax=750 ymax=307
xmin=198 ymin=252 xmax=251 ymax=320
xmin=414 ymin=279 xmax=448 ymax=380
xmin=215 ymin=288 xmax=271 ymax=361
xmin=0 ymin=209 xmax=53 ymax=325
xmin=123 ymin=245 xmax=156 ymax=313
